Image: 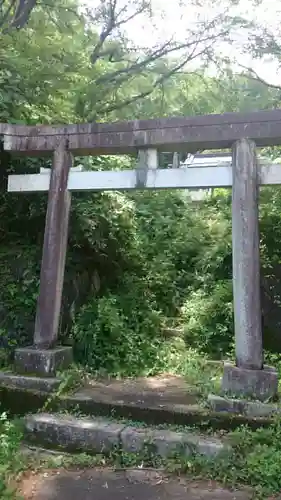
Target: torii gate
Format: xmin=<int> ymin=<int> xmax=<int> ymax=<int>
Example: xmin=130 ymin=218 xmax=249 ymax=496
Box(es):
xmin=2 ymin=109 xmax=281 ymax=402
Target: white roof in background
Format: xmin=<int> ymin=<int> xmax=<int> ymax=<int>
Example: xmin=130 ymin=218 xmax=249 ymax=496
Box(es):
xmin=182 ymin=153 xmax=231 ymax=168
xmin=180 ymin=152 xmax=275 ymax=168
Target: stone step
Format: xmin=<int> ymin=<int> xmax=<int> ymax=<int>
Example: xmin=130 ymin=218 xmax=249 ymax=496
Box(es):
xmin=19 ymin=467 xmax=253 ymax=500
xmin=208 ymin=394 xmax=281 ymax=418
xmin=0 ymin=372 xmax=61 ymax=393
xmin=24 ymin=413 xmax=231 ymax=459
xmin=0 ymin=375 xmax=275 ymax=431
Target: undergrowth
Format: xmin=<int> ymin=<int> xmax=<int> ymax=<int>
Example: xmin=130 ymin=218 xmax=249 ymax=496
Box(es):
xmin=0 ymin=412 xmax=24 ymax=499
xmin=188 ymin=421 xmax=281 ymax=499
xmin=45 ymin=345 xmax=223 ymax=400
xmin=13 ymin=417 xmax=281 ymax=500
xmin=4 ymin=400 xmax=281 ymax=499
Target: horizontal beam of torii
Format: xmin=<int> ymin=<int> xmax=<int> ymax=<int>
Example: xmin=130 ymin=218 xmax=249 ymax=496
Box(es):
xmin=7 ymin=163 xmax=281 ymax=192
xmin=3 ymin=108 xmax=281 ymax=154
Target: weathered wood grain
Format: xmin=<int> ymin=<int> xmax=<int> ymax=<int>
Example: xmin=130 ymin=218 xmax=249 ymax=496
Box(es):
xmin=2 ymin=109 xmax=281 ymax=136
xmin=232 ymin=139 xmax=263 ymax=370
xmin=3 ymin=109 xmax=281 ymax=154
xmin=34 ymin=140 xmax=72 ymax=348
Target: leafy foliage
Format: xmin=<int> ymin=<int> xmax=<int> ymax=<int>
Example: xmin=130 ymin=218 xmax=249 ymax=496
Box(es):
xmin=1 ymin=0 xmax=281 ymax=377
xmin=184 ymin=421 xmax=281 ymax=498
xmin=2 ymin=2 xmax=281 ymax=498
xmin=72 ymin=190 xmax=207 ymax=375
xmin=0 ymin=412 xmax=23 ymax=498
xmin=0 ymin=247 xmax=40 ymax=354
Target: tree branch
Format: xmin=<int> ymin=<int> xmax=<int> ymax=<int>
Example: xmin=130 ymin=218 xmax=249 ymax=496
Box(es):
xmin=12 ymin=0 xmax=37 ymax=28
xmin=95 ymin=25 xmax=230 ymax=87
xmin=239 ymin=63 xmax=281 ymax=91
xmin=92 ymin=36 xmax=223 ymax=117
xmin=0 ymin=0 xmax=17 ymax=28
xmin=89 ymin=0 xmax=150 ymax=65
xmin=0 ymin=0 xmax=37 ymax=30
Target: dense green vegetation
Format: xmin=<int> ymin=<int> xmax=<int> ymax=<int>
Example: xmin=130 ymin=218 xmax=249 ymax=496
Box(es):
xmin=2 ymin=1 xmax=281 ymax=498
xmin=1 ymin=0 xmax=281 ymax=376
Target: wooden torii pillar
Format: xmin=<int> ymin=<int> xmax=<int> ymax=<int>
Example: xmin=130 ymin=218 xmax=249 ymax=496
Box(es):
xmin=2 ymin=110 xmax=281 ymax=399
xmin=34 ymin=140 xmax=73 ymax=350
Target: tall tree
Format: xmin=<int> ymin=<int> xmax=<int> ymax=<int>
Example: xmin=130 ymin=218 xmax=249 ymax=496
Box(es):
xmin=0 ymin=0 xmax=252 ymax=120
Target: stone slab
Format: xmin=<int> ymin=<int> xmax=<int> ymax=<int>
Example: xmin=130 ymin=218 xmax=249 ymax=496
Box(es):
xmin=19 ymin=468 xmax=252 ymax=500
xmin=25 ymin=413 xmax=125 ymax=454
xmin=150 ymin=429 xmax=227 ymax=458
xmin=0 ymin=372 xmax=61 ymax=393
xmin=221 ymin=362 xmax=278 ymax=401
xmin=14 ymin=346 xmax=73 ymax=377
xmin=24 ymin=413 xmax=230 ymax=459
xmin=73 ymin=374 xmax=199 ymax=407
xmin=208 ymin=394 xmax=281 ymax=417
xmin=120 ymin=426 xmax=152 ymax=454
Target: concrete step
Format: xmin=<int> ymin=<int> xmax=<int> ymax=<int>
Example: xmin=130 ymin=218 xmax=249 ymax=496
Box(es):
xmin=0 ymin=376 xmax=275 ymax=431
xmin=19 ymin=467 xmax=253 ymax=500
xmin=0 ymin=371 xmax=61 ymax=393
xmin=24 ymin=413 xmax=231 ymax=459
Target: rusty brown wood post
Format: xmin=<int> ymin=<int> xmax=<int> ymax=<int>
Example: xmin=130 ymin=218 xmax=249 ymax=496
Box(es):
xmin=33 ymin=140 xmax=73 ymax=349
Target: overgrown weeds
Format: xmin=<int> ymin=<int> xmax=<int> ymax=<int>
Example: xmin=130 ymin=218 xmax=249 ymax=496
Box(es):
xmin=185 ymin=420 xmax=281 ymax=498
xmin=4 ymin=399 xmax=281 ymax=499
xmin=16 ymin=417 xmax=281 ymax=500
xmin=0 ymin=412 xmax=24 ymax=499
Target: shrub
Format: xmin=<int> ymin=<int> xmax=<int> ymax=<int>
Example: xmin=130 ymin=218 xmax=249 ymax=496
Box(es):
xmin=182 ymin=280 xmax=234 ymax=357
xmin=72 ymin=274 xmax=164 ymax=376
xmin=0 ymin=412 xmax=23 ymax=499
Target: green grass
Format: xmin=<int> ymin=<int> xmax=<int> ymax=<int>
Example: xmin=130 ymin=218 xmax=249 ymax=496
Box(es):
xmin=17 ymin=418 xmax=281 ymax=500
xmin=4 ymin=409 xmax=281 ymax=499
xmin=0 ymin=413 xmax=25 ymax=499
xmin=3 ymin=349 xmax=281 ymax=499
xmin=63 ymin=341 xmax=223 ymax=396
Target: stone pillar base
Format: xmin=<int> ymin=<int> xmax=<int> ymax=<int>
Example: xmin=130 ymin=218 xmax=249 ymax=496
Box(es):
xmin=14 ymin=346 xmax=73 ymax=377
xmin=222 ymin=362 xmax=278 ymax=401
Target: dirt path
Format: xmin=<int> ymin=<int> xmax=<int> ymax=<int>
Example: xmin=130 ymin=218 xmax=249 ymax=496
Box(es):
xmin=19 ymin=468 xmax=251 ymax=500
